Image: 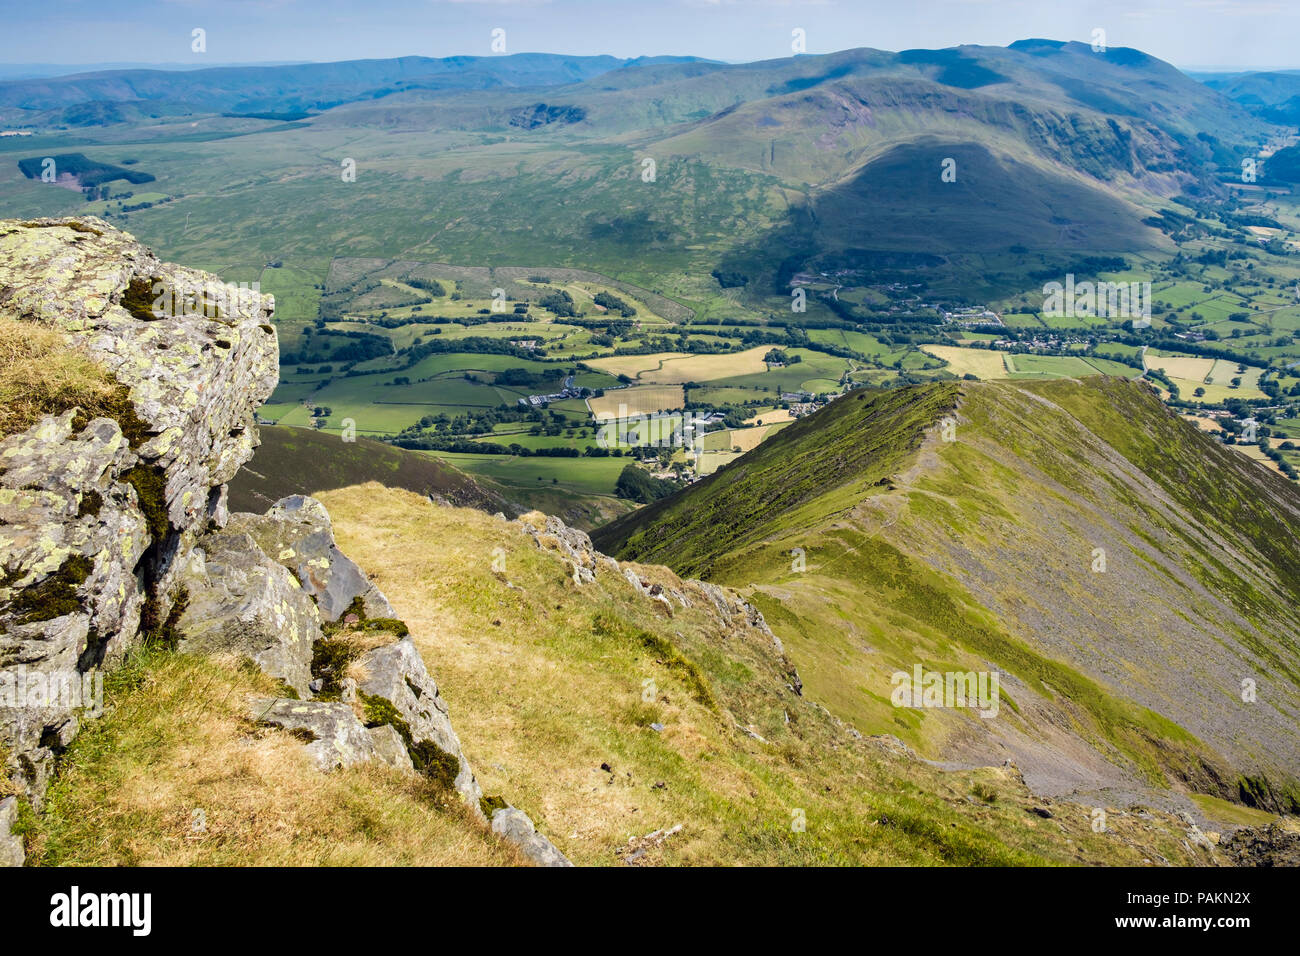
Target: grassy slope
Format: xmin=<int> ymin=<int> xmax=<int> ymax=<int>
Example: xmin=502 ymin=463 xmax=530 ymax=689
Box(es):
xmin=227 ymin=423 xmax=632 ymax=531
xmin=594 ymin=378 xmax=1300 ymax=806
xmin=314 ymin=483 xmax=1216 ymax=865
xmin=17 ymin=481 xmax=1228 ymax=865
xmin=592 ymin=383 xmax=963 ymax=576
xmin=20 ymin=647 xmax=525 ymax=866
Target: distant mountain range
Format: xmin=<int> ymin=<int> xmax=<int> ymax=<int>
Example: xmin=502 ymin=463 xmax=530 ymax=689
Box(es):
xmin=0 ymin=53 xmax=714 ymax=123
xmin=1 ymin=40 xmax=1273 ymax=296
xmin=1198 ymin=70 xmax=1300 ymax=123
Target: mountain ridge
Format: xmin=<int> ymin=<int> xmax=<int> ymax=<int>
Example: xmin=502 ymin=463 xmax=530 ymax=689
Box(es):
xmin=595 ymin=377 xmax=1300 ymax=811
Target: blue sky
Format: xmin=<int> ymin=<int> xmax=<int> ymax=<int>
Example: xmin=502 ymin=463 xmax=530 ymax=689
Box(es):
xmin=3 ymin=0 xmax=1296 ymax=71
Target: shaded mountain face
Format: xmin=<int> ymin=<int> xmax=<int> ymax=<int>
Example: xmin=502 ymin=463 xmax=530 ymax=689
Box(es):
xmin=225 ymin=425 xmax=512 ymax=516
xmin=709 ymin=139 xmax=1157 ymax=295
xmin=593 ymin=377 xmax=1300 ymax=810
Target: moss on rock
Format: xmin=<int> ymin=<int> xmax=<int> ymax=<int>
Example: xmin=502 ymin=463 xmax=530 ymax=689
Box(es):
xmin=120 ymin=464 xmax=169 ymax=540
xmin=5 ymin=554 xmax=93 ymax=624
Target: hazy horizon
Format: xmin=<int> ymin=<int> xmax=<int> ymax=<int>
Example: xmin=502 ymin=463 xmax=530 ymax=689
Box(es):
xmin=2 ymin=0 xmax=1297 ymax=73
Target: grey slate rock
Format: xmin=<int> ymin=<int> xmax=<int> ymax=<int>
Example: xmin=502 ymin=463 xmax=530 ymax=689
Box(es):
xmin=249 ymin=697 xmax=377 ymax=772
xmin=0 ymin=796 xmax=23 ymax=867
xmin=228 ymin=495 xmax=396 ymax=621
xmin=355 ymin=637 xmax=481 ymax=808
xmin=175 ymin=529 xmax=320 ymax=697
xmin=0 ymin=217 xmax=277 ymax=800
xmin=491 ymin=807 xmax=573 ymax=867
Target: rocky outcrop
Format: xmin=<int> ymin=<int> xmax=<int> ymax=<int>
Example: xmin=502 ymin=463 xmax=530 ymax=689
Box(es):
xmin=519 ymin=508 xmax=801 ymax=695
xmin=227 ymin=495 xmax=395 ymax=621
xmin=250 ymin=697 xmax=390 ymax=772
xmin=0 ymin=217 xmax=277 ymax=800
xmin=517 ymin=510 xmax=597 ymax=585
xmin=354 ymin=637 xmax=481 ymax=807
xmin=185 ymin=496 xmax=486 ymax=806
xmin=174 ymin=528 xmax=319 ymax=697
xmin=1219 ymin=823 xmax=1300 ymax=867
xmin=490 ymin=807 xmax=573 ymax=867
xmin=201 ymin=495 xmax=571 ymax=863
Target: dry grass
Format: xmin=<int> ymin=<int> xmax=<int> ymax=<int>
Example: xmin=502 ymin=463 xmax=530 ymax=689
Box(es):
xmin=743 ymin=407 xmax=795 ymax=425
xmin=0 ymin=743 xmax=18 ymax=798
xmin=638 ymin=346 xmax=771 ymax=385
xmin=704 ymin=424 xmax=778 ymax=454
xmin=24 ymin=648 xmax=524 ymax=866
xmin=1145 ymin=354 xmax=1215 ymax=382
xmin=0 ymin=315 xmax=122 ymax=440
xmin=584 ymin=348 xmax=773 ymax=384
xmin=582 ymin=352 xmax=689 ymax=379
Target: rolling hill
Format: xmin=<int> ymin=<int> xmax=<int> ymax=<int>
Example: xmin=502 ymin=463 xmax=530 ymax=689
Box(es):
xmin=593 ymin=376 xmax=1300 ymax=813
xmin=227 ymin=424 xmax=634 ymax=530
xmin=0 ymin=41 xmax=1269 ymax=304
xmin=1197 ymin=69 xmax=1300 ymax=123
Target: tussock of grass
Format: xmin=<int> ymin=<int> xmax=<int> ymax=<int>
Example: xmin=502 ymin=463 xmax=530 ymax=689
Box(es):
xmin=22 ymin=646 xmax=524 ymax=866
xmin=0 ymin=316 xmax=123 ymax=440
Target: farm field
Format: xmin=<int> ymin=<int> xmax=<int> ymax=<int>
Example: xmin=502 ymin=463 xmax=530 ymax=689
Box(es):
xmin=920 ymin=345 xmax=1008 ymax=379
xmin=580 ymin=352 xmax=690 ymax=379
xmin=696 ymin=451 xmax=742 ymax=476
xmin=700 ymin=422 xmax=787 ymax=453
xmin=588 ymin=347 xmax=774 ymax=385
xmin=743 ymin=407 xmax=795 ymax=425
xmin=1005 ymin=354 xmax=1100 ymax=378
xmin=708 ymin=348 xmax=854 ymax=392
xmin=588 ymin=384 xmax=685 ymax=418
xmin=1145 ymin=350 xmax=1267 ymax=402
xmin=1145 ymin=353 xmax=1217 ymax=382
xmin=1207 ymin=358 xmax=1248 ymax=385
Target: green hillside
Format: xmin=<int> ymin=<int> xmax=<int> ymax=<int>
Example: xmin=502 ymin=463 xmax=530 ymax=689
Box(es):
xmin=594 ymin=376 xmax=1300 ymax=811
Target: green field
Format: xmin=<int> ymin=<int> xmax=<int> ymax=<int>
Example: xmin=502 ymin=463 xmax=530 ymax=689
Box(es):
xmin=430 ymin=450 xmax=630 ymax=496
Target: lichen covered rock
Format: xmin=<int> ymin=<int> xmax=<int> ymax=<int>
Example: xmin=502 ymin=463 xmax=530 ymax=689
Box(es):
xmin=174 ymin=528 xmax=320 ymax=697
xmin=0 ymin=217 xmax=278 ymax=798
xmin=228 ymin=495 xmax=395 ymax=621
xmin=250 ymin=697 xmax=379 ymax=772
xmin=490 ymin=807 xmax=573 ymax=867
xmin=355 ymin=637 xmax=482 ymax=808
xmin=0 ymin=796 xmax=23 ymax=867
xmin=518 ymin=510 xmax=597 ymax=584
